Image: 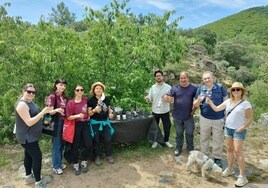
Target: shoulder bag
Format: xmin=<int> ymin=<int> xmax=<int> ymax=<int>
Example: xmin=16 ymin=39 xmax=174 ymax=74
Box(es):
xmin=42 ymin=94 xmax=59 ymax=136
xmin=226 ymin=100 xmax=244 ymax=117
xmin=62 ymin=100 xmax=75 ymax=143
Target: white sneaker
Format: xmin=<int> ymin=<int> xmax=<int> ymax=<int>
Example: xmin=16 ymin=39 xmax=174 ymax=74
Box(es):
xmin=80 ymin=160 xmax=88 ymax=173
xmin=165 ymin=141 xmax=173 ymax=148
xmin=25 ymin=174 xmax=35 ymax=185
xmin=235 ymin=175 xmax=248 ymax=187
xmin=53 ymin=168 xmax=63 ymax=175
xmin=151 ymin=142 xmax=158 ymax=148
xmin=35 ymin=180 xmax=46 ymax=188
xmin=222 ymin=168 xmax=235 ymax=177
xmin=61 ymin=163 xmax=67 ymax=170
xmin=174 ymin=149 xmax=181 ymax=156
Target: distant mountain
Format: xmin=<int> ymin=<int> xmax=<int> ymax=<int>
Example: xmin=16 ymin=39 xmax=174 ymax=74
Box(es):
xmin=197 ymin=6 xmax=268 ymax=45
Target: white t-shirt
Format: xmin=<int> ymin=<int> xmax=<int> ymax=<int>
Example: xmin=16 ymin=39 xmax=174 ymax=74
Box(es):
xmin=224 ymin=99 xmax=252 ymax=129
xmin=147 ymin=83 xmax=171 ymax=114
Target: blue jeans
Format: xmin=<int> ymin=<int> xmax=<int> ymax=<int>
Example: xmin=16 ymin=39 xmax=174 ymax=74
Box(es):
xmin=224 ymin=127 xmax=247 ymax=141
xmin=52 ymin=119 xmax=64 ymax=169
xmin=174 ymin=117 xmax=195 ymax=151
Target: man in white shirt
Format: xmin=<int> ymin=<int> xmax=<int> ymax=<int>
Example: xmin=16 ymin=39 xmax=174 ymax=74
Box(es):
xmin=145 ymin=70 xmax=173 ymax=148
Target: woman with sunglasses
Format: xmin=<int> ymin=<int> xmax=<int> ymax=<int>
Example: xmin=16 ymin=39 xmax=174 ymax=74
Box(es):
xmin=45 ymin=78 xmax=68 ymax=175
xmin=65 ymin=85 xmax=92 ymax=175
xmin=88 ymin=82 xmax=114 ymax=166
xmin=206 ymin=82 xmax=253 ymax=187
xmin=15 ymin=83 xmax=52 ymax=187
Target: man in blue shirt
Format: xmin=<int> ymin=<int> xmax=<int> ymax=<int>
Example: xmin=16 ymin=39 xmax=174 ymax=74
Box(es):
xmin=193 ymin=71 xmax=227 ymax=168
xmin=165 ymin=72 xmax=197 ymax=156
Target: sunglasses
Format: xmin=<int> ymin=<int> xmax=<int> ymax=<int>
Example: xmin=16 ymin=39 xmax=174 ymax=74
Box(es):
xmin=75 ymin=89 xmax=84 ymax=92
xmin=25 ymin=90 xmax=36 ymax=94
xmin=231 ymin=88 xmax=241 ymax=92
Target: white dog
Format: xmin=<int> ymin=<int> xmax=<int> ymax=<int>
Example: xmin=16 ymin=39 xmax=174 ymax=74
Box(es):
xmin=186 ymin=150 xmax=222 ymax=181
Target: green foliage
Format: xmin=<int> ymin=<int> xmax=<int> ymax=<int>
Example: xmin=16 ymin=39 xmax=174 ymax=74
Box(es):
xmin=227 ymin=66 xmax=255 ymax=85
xmin=260 ymin=67 xmax=268 ymax=81
xmin=214 ymin=41 xmax=251 ymax=68
xmin=248 ymin=80 xmax=268 ymax=119
xmin=69 ymin=20 xmax=89 ymax=32
xmin=194 ymin=29 xmax=217 ymax=54
xmin=83 ymin=0 xmax=185 ymax=109
xmin=0 ymin=0 xmax=185 ymax=142
xmin=198 ymin=6 xmax=268 ymax=45
xmin=48 ymin=2 xmax=76 ymax=26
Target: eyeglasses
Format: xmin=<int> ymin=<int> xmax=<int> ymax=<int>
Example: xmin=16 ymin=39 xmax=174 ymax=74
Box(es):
xmin=231 ymin=88 xmax=241 ymax=92
xmin=25 ymin=90 xmax=36 ymax=95
xmin=75 ymin=89 xmax=84 ymax=92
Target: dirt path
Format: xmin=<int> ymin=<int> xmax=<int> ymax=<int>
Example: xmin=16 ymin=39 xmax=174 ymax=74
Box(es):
xmin=1 ymin=126 xmax=268 ymax=188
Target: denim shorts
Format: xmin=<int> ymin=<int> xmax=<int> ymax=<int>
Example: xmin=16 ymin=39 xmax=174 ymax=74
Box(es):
xmin=224 ymin=127 xmax=247 ymax=141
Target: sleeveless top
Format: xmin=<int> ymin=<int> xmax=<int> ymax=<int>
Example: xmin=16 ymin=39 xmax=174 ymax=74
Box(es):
xmin=15 ymin=99 xmax=43 ymax=144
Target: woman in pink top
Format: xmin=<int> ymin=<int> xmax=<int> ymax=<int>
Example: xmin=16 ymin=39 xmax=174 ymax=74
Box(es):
xmin=46 ymin=78 xmax=68 ymax=175
xmin=65 ymin=85 xmax=92 ymax=175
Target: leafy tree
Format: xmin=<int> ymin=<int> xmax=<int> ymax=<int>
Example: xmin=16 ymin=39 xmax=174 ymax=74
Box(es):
xmin=258 ymin=62 xmax=268 ymax=82
xmin=84 ymin=0 xmax=185 ymax=109
xmin=0 ymin=0 xmax=185 ymax=142
xmin=236 ymin=66 xmax=255 ymax=85
xmin=48 ymin=2 xmax=76 ymax=26
xmin=227 ymin=66 xmax=255 ymax=85
xmin=248 ymin=80 xmax=268 ymax=119
xmin=199 ymin=6 xmax=268 ymax=45
xmin=214 ymin=41 xmax=251 ymax=68
xmin=69 ymin=20 xmax=89 ymax=32
xmin=195 ymin=29 xmax=217 ymax=54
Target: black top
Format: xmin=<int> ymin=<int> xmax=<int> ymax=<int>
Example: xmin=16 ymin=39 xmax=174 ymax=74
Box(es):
xmin=88 ymin=96 xmax=111 ymax=121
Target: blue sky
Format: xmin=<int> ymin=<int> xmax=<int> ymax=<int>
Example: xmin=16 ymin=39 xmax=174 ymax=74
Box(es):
xmin=4 ymin=0 xmax=268 ymax=29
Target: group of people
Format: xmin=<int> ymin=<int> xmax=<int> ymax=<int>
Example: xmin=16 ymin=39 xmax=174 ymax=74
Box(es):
xmin=145 ymin=70 xmax=253 ymax=187
xmin=15 ymin=80 xmax=115 ymax=187
xmin=15 ymin=71 xmax=253 ymax=187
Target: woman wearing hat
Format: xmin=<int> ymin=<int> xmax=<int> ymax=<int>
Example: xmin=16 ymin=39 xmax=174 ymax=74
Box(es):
xmin=206 ymin=82 xmax=253 ymax=187
xmin=88 ymin=82 xmax=114 ymax=166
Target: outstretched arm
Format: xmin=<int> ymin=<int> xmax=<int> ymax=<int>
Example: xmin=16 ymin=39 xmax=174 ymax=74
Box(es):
xmin=206 ymin=97 xmax=226 ymax=112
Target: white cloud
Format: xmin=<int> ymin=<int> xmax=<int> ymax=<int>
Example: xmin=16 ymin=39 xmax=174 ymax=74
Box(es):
xmin=134 ymin=0 xmax=175 ymax=11
xmin=199 ymin=0 xmax=267 ymax=9
xmin=146 ymin=0 xmax=174 ymax=11
xmin=69 ymin=0 xmax=101 ymax=10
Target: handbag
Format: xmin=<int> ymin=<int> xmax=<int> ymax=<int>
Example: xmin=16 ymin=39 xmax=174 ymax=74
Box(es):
xmin=62 ymin=119 xmax=75 ymax=143
xmin=62 ymin=100 xmax=75 ymax=143
xmin=42 ymin=94 xmax=58 ymax=136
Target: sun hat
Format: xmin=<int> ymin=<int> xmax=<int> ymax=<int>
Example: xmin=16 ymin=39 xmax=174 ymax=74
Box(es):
xmin=90 ymin=82 xmax=106 ymax=96
xmin=227 ymin=82 xmax=247 ymax=93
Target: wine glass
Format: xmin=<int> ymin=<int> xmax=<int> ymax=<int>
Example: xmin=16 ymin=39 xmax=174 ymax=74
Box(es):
xmin=206 ymin=90 xmax=212 ymax=98
xmin=46 ymin=97 xmax=52 ymax=107
xmin=200 ymin=91 xmax=206 ymax=102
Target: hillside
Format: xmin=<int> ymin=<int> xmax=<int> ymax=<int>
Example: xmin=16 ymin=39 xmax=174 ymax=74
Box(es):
xmin=198 ymin=6 xmax=268 ymax=45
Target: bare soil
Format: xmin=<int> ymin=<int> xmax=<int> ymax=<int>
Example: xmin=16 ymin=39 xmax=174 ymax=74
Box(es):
xmin=0 ymin=126 xmax=268 ymax=188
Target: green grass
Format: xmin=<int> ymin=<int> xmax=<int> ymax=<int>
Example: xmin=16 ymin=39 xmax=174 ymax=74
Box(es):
xmin=0 ymin=144 xmax=23 ymax=168
xmin=0 ymin=150 xmax=12 ymax=167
